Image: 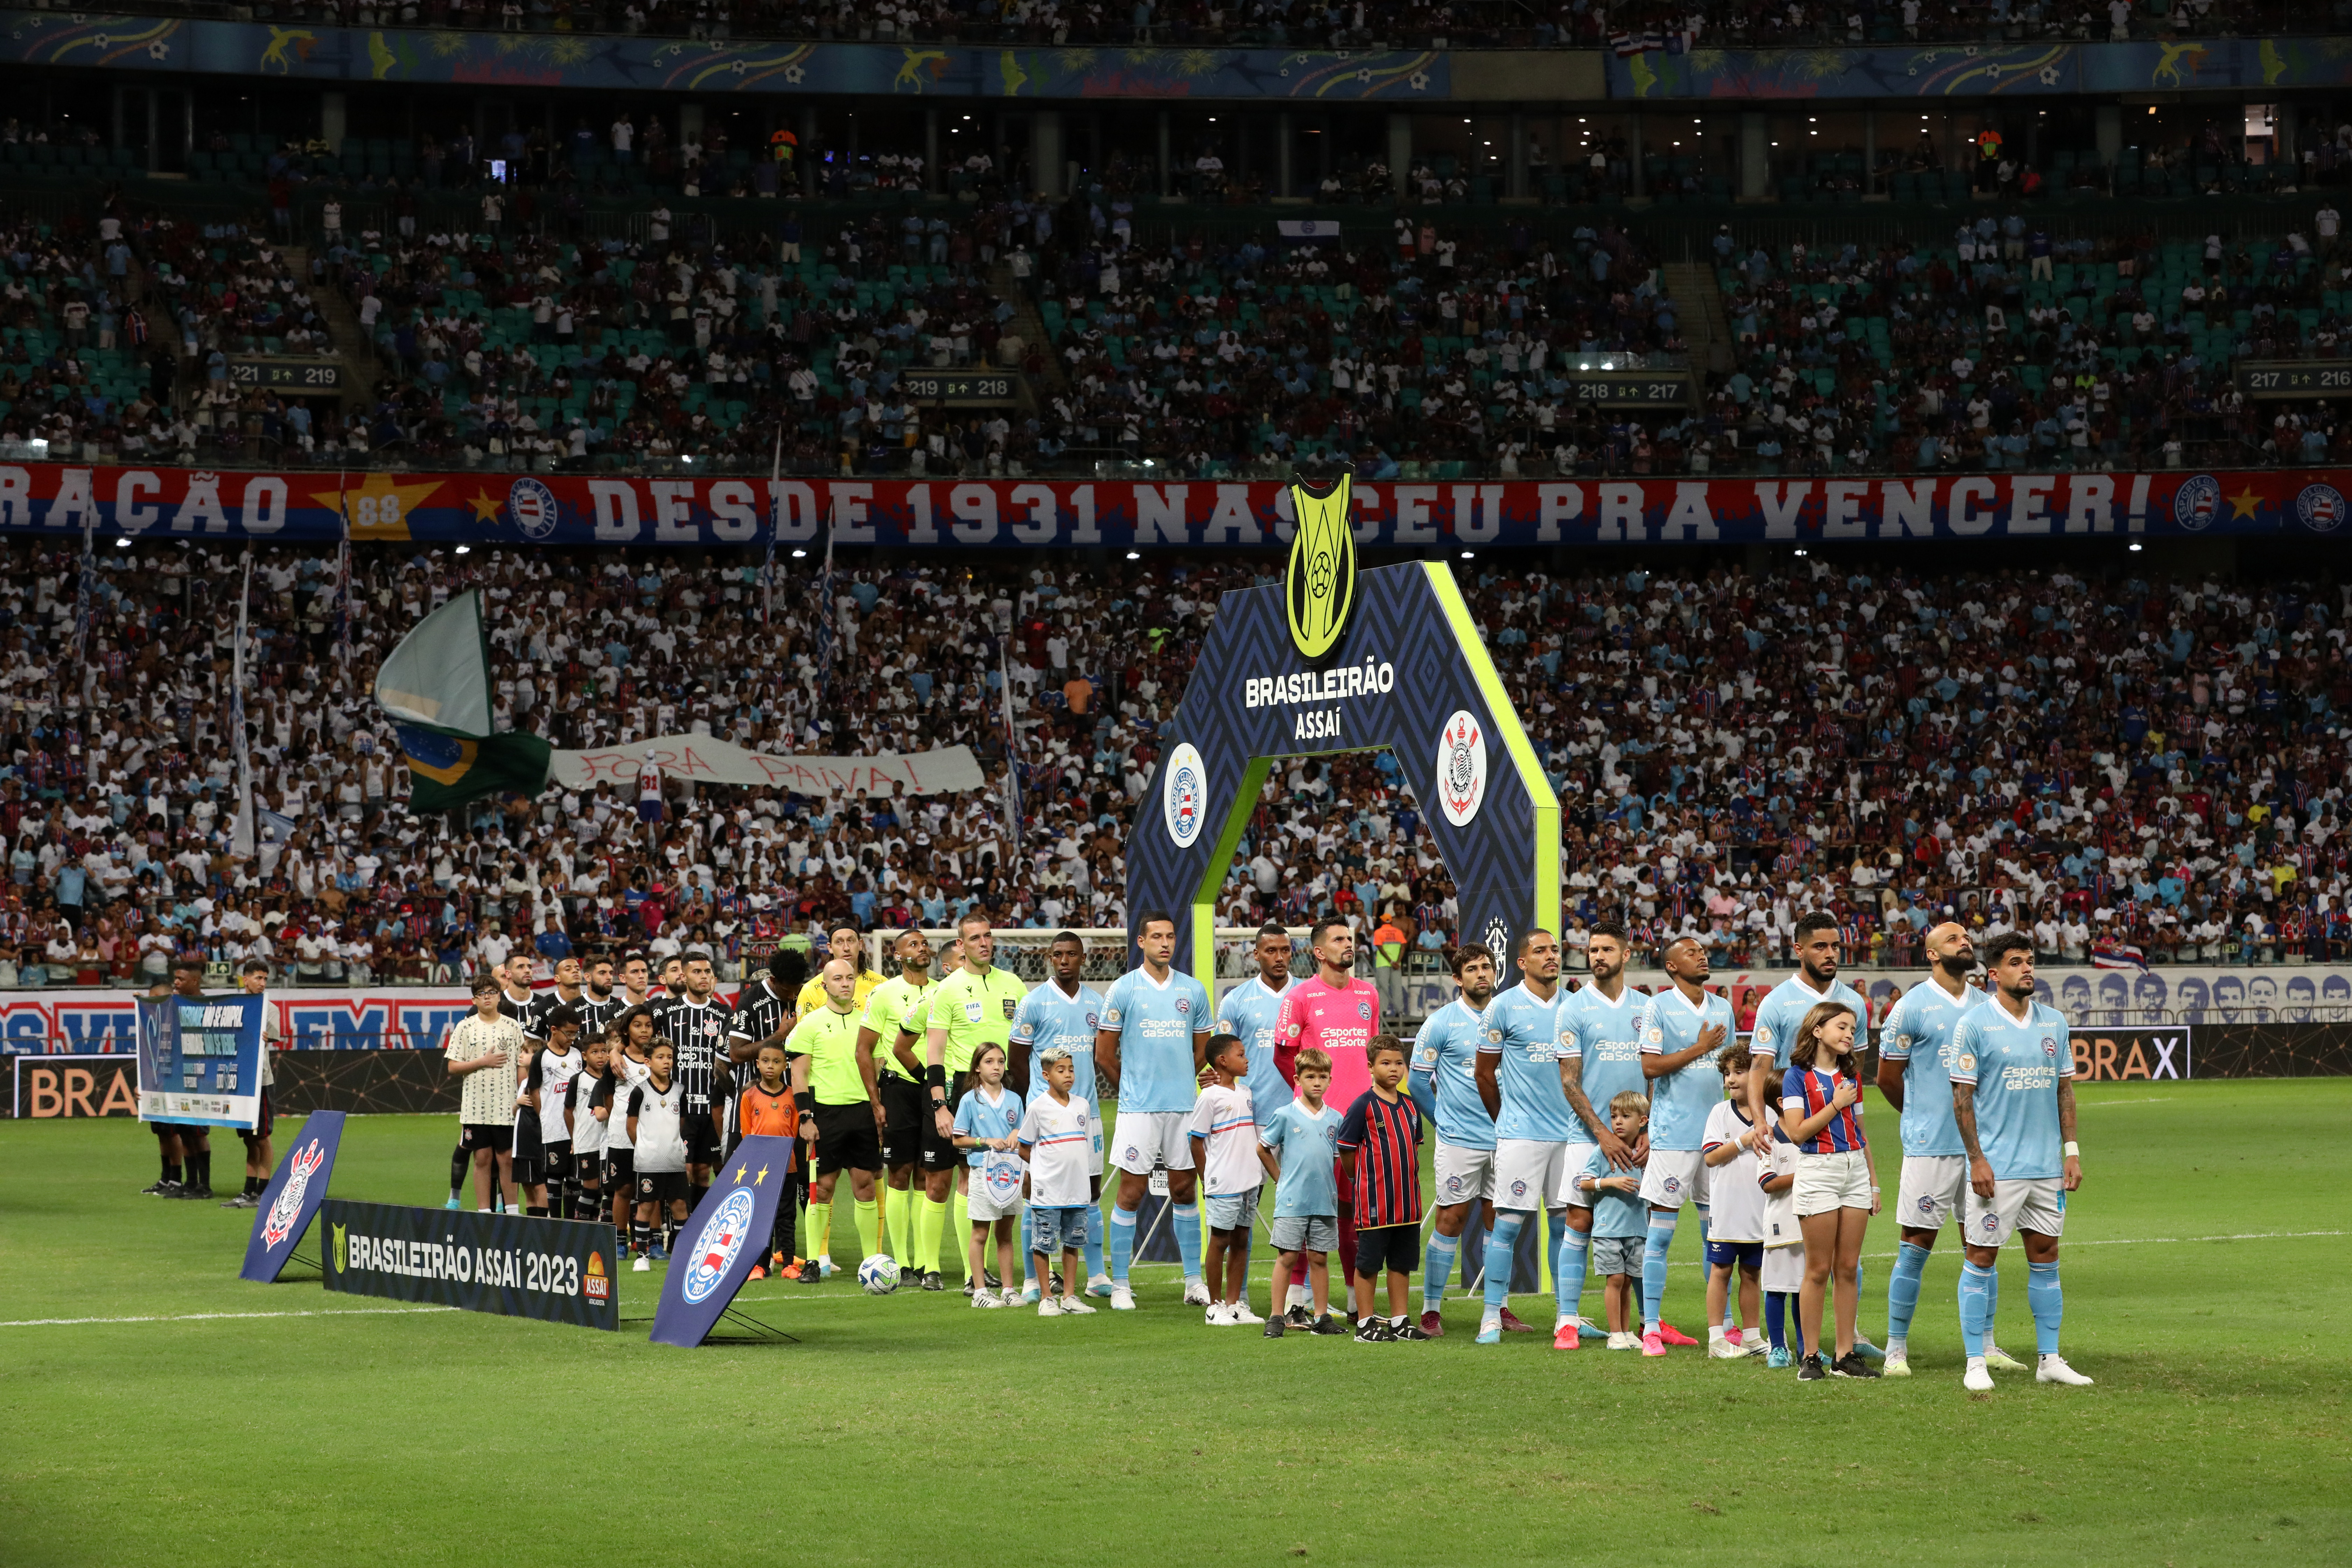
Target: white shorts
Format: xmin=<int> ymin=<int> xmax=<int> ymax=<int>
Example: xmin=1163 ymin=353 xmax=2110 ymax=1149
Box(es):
xmin=1762 ymin=1241 xmax=1806 ymax=1293
xmin=1638 ymin=1148 xmax=1709 ymax=1210
xmin=1106 ymin=1111 xmax=1195 ymax=1177
xmin=1494 ymin=1138 xmax=1570 ymax=1213
xmin=1896 ymin=1155 xmax=1969 ymax=1232
xmin=1792 ymin=1149 xmax=1874 ymax=1217
xmin=1963 ymin=1177 xmax=2065 ymax=1249
xmin=1433 ymin=1141 xmax=1496 ymax=1208
xmin=967 ymin=1184 xmax=1023 ymax=1223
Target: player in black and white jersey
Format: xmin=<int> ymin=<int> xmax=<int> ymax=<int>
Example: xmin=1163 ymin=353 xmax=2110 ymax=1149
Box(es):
xmin=524 ymin=955 xmax=590 ymax=1039
xmin=655 ymin=948 xmax=733 ymax=1214
xmin=576 ymin=952 xmax=626 ymax=1040
xmin=593 ymin=1003 xmax=660 ymax=1250
xmin=517 ymin=1007 xmax=583 ymax=1218
xmin=497 ymin=952 xmax=537 ymax=1023
xmin=618 ymin=953 xmax=664 ymax=1013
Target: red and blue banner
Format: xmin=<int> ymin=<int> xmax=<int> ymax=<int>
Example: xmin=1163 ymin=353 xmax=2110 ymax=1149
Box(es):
xmin=240 ymin=1110 xmax=344 ymax=1283
xmin=649 ymin=1134 xmax=794 ymax=1347
xmin=0 ymin=464 xmax=2342 ymax=548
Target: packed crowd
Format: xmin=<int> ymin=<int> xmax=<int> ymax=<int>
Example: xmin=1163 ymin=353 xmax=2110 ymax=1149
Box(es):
xmin=52 ymin=0 xmax=2320 ymax=48
xmin=0 ymin=536 xmax=2345 ymax=1001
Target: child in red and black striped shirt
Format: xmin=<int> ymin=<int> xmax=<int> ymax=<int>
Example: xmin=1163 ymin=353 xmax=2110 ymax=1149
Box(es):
xmin=1338 ymin=1035 xmax=1427 ymax=1343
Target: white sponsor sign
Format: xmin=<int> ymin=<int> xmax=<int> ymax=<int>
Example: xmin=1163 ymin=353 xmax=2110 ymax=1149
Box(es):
xmin=549 ymin=738 xmax=983 ymax=796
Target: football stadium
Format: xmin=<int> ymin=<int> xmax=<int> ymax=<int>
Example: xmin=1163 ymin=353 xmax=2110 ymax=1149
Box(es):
xmin=2 ymin=4 xmax=2350 ymax=1561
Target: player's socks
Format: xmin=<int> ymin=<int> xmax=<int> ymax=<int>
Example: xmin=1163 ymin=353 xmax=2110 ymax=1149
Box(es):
xmin=1958 ymin=1260 xmax=1995 ymax=1358
xmin=1640 ymin=1214 xmax=1676 ymax=1332
xmin=163 ymin=1159 xmax=183 ymax=1186
xmin=1543 ymin=1209 xmax=1566 ymax=1291
xmin=1888 ymin=1240 xmax=1931 ymax=1343
xmin=1020 ymin=1207 xmax=1036 ymax=1283
xmin=852 ymin=1197 xmax=881 ymax=1260
xmin=1985 ymin=1264 xmax=2002 ymax=1336
xmin=526 ymin=1204 xmax=549 ymax=1218
xmin=630 ymin=1222 xmax=651 ymax=1255
xmin=1107 ymin=1203 xmax=1138 ymax=1283
xmin=886 ymin=1186 xmax=914 ymax=1268
xmin=811 ymin=1197 xmax=834 ymax=1269
xmin=1171 ymin=1202 xmax=1204 ymax=1283
xmin=195 ymin=1151 xmax=212 ymax=1191
xmin=449 ymin=1143 xmax=468 ymax=1202
xmin=952 ymin=1190 xmax=969 ymax=1267
xmin=1084 ymin=1212 xmax=1106 ymax=1282
xmin=1554 ymin=1228 xmax=1590 ymax=1322
xmin=1482 ymin=1213 xmax=1525 ymax=1311
xmin=1764 ymin=1290 xmax=1788 ymax=1352
xmin=917 ymin=1195 xmax=948 ymax=1275
xmin=2027 ymin=1261 xmax=2064 ymax=1354
xmin=1424 ymin=1231 xmax=1460 ymax=1311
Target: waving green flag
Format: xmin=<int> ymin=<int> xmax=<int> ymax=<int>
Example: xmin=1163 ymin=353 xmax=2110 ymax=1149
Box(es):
xmin=374 ymin=590 xmax=551 ymax=812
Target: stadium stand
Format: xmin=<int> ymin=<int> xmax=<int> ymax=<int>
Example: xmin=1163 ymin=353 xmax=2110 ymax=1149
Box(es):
xmin=0 ymin=538 xmax=2344 ymax=993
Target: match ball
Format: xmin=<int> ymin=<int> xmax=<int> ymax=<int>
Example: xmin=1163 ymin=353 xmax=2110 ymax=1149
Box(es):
xmin=857 ymin=1254 xmax=901 ymax=1295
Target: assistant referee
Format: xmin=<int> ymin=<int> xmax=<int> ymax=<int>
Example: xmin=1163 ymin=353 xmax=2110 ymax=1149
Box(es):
xmin=790 ymin=956 xmax=882 ymax=1280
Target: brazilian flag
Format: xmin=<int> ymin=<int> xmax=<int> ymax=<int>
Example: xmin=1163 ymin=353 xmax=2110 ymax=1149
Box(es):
xmin=396 ymin=726 xmax=553 ymax=814
xmin=377 ymin=590 xmax=551 ymax=812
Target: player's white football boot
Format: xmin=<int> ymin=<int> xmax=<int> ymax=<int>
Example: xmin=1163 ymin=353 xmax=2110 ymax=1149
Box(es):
xmin=1182 ymin=1279 xmax=1213 ymax=1307
xmin=1984 ymin=1343 xmax=2028 ymax=1372
xmin=1204 ymin=1302 xmax=1233 ymax=1326
xmin=1226 ymin=1301 xmax=1266 ymax=1324
xmin=1109 ymin=1284 xmax=1137 ymax=1311
xmin=1962 ymin=1358 xmax=1995 ymax=1392
xmin=2035 ymin=1355 xmax=2093 ymax=1386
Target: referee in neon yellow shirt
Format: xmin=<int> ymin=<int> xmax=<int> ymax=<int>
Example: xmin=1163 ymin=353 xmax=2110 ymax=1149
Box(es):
xmin=919 ymin=913 xmax=1027 ymax=1293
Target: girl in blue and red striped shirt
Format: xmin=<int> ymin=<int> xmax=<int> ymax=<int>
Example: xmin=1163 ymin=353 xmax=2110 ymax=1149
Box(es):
xmin=1778 ymin=1001 xmax=1881 ymax=1381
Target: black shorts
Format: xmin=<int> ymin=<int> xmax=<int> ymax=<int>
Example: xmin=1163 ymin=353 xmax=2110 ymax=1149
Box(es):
xmin=573 ymin=1151 xmax=602 ymax=1185
xmin=1354 ymin=1224 xmax=1422 ymax=1280
xmin=880 ymin=1076 xmax=927 ymax=1168
xmin=682 ymin=1108 xmax=722 ymax=1166
xmin=539 ymin=1146 xmax=574 ymax=1182
xmin=461 ymin=1122 xmax=514 ymax=1153
xmin=636 ymin=1169 xmax=689 ymax=1205
xmin=512 ymin=1147 xmax=548 ymax=1186
xmin=812 ymin=1100 xmax=881 ymax=1177
xmin=604 ymin=1148 xmax=636 ymax=1188
xmin=238 ymin=1090 xmax=274 ymax=1144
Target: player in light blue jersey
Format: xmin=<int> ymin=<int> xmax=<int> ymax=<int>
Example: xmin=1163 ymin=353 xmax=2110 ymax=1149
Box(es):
xmin=1471 ymin=927 xmax=1630 ymax=1345
xmin=1408 ymin=944 xmax=1527 ymax=1336
xmin=1008 ymin=931 xmax=1111 ymax=1301
xmin=1214 ymin=922 xmax=1298 ymax=1310
xmin=1874 ymin=923 xmax=2021 ymax=1378
xmin=1743 ymin=910 xmax=1883 ymax=1360
xmin=1951 ymin=932 xmax=2092 ymax=1391
xmin=1632 ymin=936 xmax=1734 ymax=1355
xmin=1550 ymin=919 xmax=1649 ymax=1349
xmin=1093 ymin=911 xmax=1214 ymax=1311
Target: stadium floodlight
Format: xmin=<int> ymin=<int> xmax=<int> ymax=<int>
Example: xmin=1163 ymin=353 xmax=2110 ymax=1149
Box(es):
xmin=455 ymin=545 xmax=472 ymax=554
xmin=791 ymin=548 xmax=807 ymax=558
xmin=1461 ymin=550 xmax=1475 ymax=559
xmin=2130 ymin=542 xmax=2145 ymax=552
xmin=115 ymin=536 xmax=130 ymax=547
xmin=1126 ymin=550 xmax=1141 ymax=560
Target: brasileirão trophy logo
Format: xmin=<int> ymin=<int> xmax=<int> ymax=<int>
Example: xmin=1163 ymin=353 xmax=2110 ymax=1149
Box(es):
xmin=1284 ymin=474 xmax=1357 ymax=659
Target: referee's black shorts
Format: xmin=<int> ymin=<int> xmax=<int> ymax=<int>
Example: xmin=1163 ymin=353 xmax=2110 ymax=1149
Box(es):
xmin=812 ymin=1100 xmax=881 ymax=1176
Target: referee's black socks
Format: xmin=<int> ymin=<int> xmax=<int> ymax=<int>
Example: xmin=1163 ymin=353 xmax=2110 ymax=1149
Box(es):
xmin=161 ymin=1159 xmax=182 ymax=1186
xmin=191 ymin=1151 xmax=211 ymax=1192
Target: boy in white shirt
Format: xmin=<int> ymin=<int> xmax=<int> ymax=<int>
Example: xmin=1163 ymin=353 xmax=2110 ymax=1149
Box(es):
xmin=1185 ymin=1032 xmax=1264 ymax=1326
xmin=1016 ymin=1047 xmax=1098 ymax=1319
xmin=1699 ymin=1045 xmax=1768 ymax=1358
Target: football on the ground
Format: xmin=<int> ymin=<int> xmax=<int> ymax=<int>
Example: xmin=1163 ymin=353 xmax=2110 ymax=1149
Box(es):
xmin=857 ymin=1255 xmax=901 ymax=1295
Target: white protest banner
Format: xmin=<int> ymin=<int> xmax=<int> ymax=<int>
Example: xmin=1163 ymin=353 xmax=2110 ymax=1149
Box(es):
xmin=548 ymin=737 xmax=984 ymax=796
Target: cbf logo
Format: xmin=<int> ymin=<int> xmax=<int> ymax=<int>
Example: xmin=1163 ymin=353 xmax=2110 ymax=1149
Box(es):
xmin=2296 ymin=483 xmax=2345 ymax=533
xmin=1482 ymin=916 xmax=1511 ymax=973
xmin=1435 ymin=709 xmax=1489 ymax=828
xmin=508 ymin=476 xmax=560 ymax=539
xmin=680 ymin=1187 xmax=757 ymax=1304
xmin=1162 ymin=741 xmax=1208 ymax=848
xmin=2173 ymin=474 xmax=2220 ymax=531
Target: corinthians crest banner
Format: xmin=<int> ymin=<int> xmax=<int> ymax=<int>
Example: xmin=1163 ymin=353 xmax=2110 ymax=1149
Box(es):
xmin=1128 ymin=475 xmax=1561 ymax=991
xmin=239 ymin=1110 xmax=344 ymax=1282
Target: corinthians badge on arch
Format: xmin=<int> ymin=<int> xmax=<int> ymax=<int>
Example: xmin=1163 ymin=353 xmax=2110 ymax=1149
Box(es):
xmin=1285 ymin=474 xmax=1357 ymax=659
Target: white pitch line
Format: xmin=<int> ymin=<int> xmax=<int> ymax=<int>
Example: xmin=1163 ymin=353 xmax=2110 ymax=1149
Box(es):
xmin=0 ymin=1306 xmax=458 ymax=1328
xmin=2078 ymin=1097 xmax=2181 ymax=1107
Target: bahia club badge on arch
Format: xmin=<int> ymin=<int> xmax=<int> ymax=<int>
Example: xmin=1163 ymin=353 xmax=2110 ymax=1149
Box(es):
xmin=1285 ymin=473 xmax=1356 ymax=659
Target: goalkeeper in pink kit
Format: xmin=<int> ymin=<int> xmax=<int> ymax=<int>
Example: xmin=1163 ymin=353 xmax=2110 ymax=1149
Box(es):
xmin=1277 ymin=918 xmax=1381 ymax=1288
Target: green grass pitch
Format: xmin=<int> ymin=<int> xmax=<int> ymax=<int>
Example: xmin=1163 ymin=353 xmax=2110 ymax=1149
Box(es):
xmin=3 ymin=1080 xmax=2347 ymax=1566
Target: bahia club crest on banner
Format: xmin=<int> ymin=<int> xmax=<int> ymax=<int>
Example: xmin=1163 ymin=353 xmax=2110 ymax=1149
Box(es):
xmin=1127 ymin=473 xmax=1561 ymax=995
